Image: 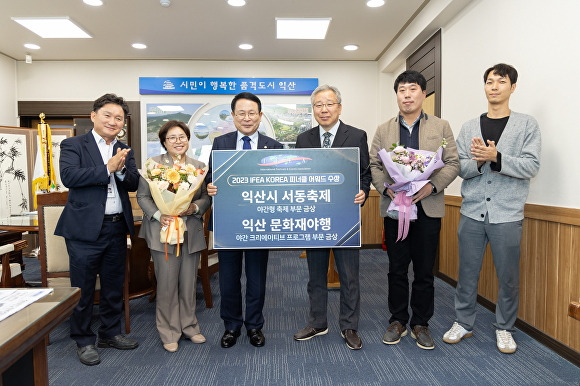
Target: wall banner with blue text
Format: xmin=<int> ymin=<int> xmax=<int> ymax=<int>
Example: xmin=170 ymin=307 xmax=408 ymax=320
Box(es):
xmin=139 ymin=77 xmax=318 ymax=95
xmin=212 ymin=148 xmax=361 ymax=249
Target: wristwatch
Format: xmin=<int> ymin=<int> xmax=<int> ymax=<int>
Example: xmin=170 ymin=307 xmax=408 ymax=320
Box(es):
xmin=430 ymin=182 xmax=437 ymax=194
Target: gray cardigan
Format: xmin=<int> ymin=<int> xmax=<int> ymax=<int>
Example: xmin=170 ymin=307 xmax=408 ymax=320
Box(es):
xmin=457 ymin=111 xmax=541 ymax=223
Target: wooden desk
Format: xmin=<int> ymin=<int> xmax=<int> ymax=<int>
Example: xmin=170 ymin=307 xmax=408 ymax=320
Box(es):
xmin=0 ymin=216 xmax=154 ymax=301
xmin=0 ymin=287 xmax=80 ymax=386
xmin=0 ymin=216 xmax=38 ymax=233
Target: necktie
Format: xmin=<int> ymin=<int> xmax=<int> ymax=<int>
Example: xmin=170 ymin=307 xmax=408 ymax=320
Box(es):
xmin=323 ymin=132 xmax=332 ymax=148
xmin=242 ymin=136 xmax=252 ymax=150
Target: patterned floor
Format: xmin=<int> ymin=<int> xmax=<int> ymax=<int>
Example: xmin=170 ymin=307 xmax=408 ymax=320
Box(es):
xmin=23 ymin=249 xmax=580 ymax=385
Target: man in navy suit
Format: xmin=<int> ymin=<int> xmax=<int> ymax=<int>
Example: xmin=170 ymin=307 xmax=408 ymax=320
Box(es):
xmin=293 ymin=85 xmax=371 ymax=350
xmin=55 ymin=94 xmax=140 ymax=366
xmin=206 ymin=92 xmax=283 ymax=348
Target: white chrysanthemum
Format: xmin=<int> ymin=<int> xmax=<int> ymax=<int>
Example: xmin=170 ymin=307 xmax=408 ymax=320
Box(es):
xmin=158 ymin=180 xmax=170 ymax=190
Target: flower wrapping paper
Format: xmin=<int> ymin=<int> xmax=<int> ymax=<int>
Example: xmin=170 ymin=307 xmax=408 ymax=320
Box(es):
xmin=377 ymin=146 xmax=444 ymax=241
xmin=140 ymin=158 xmax=207 ymax=253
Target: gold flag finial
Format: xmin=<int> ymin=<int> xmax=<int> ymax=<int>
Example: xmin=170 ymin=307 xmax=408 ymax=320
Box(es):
xmin=39 ymin=112 xmax=46 ymax=124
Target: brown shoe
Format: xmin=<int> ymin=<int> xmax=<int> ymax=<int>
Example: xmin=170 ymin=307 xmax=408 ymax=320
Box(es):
xmin=410 ymin=325 xmax=435 ymax=350
xmin=382 ymin=321 xmax=407 ymax=344
xmin=341 ymin=329 xmax=362 ymax=350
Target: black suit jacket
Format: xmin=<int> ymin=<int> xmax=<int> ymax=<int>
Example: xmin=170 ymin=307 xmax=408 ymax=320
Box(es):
xmin=295 ymin=121 xmax=371 ymax=202
xmin=205 ymin=130 xmax=283 ymax=231
xmin=55 ymin=131 xmax=139 ymax=242
xmin=205 ymin=130 xmax=284 ymax=184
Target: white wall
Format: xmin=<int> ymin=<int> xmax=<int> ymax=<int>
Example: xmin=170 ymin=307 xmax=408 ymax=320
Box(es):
xmin=16 ymin=60 xmax=380 ymax=139
xmin=13 ymin=0 xmax=580 ymax=209
xmin=376 ymin=0 xmax=579 ymax=209
xmin=0 ymin=54 xmax=17 ymax=126
xmin=440 ymin=0 xmax=580 ymax=208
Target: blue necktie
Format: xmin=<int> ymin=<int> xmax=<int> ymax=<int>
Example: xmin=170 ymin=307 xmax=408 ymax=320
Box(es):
xmin=242 ymin=136 xmax=252 ymax=150
xmin=323 ymin=132 xmax=332 ymax=148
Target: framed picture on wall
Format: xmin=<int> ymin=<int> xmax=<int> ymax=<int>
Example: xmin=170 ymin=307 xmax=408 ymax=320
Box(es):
xmin=0 ymin=126 xmax=34 ymax=215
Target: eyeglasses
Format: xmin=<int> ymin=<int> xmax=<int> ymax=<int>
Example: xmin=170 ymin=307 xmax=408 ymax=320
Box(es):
xmin=166 ymin=135 xmax=188 ymax=143
xmin=235 ymin=111 xmax=259 ymax=119
xmin=313 ymin=102 xmax=339 ymax=110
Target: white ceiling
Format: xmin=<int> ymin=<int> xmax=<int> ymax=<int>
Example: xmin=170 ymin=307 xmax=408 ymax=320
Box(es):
xmin=0 ymin=0 xmax=427 ymax=62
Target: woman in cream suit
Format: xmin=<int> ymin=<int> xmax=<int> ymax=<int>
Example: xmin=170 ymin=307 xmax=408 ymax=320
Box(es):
xmin=137 ymin=120 xmax=211 ymax=353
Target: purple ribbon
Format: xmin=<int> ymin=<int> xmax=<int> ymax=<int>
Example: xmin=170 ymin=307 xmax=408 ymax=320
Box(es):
xmin=393 ymin=192 xmax=412 ymax=241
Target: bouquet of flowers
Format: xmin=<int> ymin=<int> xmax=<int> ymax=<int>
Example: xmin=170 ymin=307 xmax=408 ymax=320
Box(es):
xmin=377 ymin=139 xmax=447 ymax=241
xmin=140 ymin=157 xmax=207 ymax=257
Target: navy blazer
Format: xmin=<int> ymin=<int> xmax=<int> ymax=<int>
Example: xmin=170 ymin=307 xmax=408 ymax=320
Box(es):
xmin=205 ymin=130 xmax=284 ymax=184
xmin=55 ymin=131 xmax=139 ymax=242
xmin=295 ymin=121 xmax=372 ymax=199
xmin=205 ymin=130 xmax=283 ymax=231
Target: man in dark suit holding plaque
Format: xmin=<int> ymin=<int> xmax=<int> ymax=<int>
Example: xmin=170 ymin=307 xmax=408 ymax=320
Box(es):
xmin=55 ymin=93 xmax=140 ymax=366
xmin=293 ymin=84 xmax=371 ymax=350
xmin=206 ymin=92 xmax=283 ymax=348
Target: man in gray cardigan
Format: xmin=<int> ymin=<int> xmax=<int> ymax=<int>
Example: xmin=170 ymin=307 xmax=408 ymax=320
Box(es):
xmin=443 ymin=63 xmax=541 ymax=354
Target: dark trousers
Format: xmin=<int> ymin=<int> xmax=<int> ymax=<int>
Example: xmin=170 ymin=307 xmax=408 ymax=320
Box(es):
xmin=218 ymin=249 xmax=269 ymax=331
xmin=384 ymin=204 xmax=441 ymax=328
xmin=66 ymin=220 xmax=127 ymax=347
xmin=306 ymin=248 xmax=360 ymax=331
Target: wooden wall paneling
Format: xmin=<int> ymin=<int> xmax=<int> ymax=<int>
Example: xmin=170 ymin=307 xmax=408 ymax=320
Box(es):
xmin=545 ymin=221 xmax=561 ymax=336
xmin=438 ymin=204 xmax=460 ymax=279
xmin=535 ymin=220 xmax=549 ymax=331
xmin=568 ymin=225 xmax=580 ymax=350
xmin=556 ymin=224 xmax=572 ymax=345
xmin=522 ymin=219 xmax=542 ymax=326
xmin=361 ymin=190 xmax=382 ymax=245
xmin=440 ymin=196 xmax=580 ymax=355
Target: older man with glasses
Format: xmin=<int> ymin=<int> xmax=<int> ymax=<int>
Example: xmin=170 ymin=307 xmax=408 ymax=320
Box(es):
xmin=293 ymin=84 xmax=371 ymax=350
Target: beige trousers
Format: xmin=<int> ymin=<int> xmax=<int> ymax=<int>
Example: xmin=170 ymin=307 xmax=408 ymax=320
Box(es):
xmin=151 ymin=237 xmax=201 ymax=344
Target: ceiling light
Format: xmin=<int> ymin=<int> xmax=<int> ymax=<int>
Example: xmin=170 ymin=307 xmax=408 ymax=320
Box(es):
xmin=83 ymin=0 xmax=103 ymax=6
xmin=227 ymin=0 xmax=246 ymax=6
xmin=366 ymin=0 xmax=385 ymax=7
xmin=276 ymin=18 xmax=331 ymax=40
xmin=132 ymin=43 xmax=147 ymax=49
xmin=24 ymin=43 xmax=41 ymax=50
xmin=239 ymin=43 xmax=253 ymax=50
xmin=12 ymin=17 xmax=91 ymax=38
xmin=344 ymin=44 xmax=359 ymax=51
xmin=160 ymin=0 xmax=171 ymax=7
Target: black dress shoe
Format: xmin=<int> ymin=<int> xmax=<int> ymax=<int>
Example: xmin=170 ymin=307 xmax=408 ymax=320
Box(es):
xmin=221 ymin=330 xmax=241 ymax=348
xmin=341 ymin=329 xmax=362 ymax=350
xmin=77 ymin=345 xmax=100 ymax=366
xmin=97 ymin=334 xmax=139 ymax=350
xmin=247 ymin=328 xmax=265 ymax=347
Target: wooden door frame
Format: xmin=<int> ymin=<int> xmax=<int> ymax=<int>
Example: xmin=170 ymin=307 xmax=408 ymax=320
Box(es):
xmin=406 ymin=29 xmax=441 ymax=117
